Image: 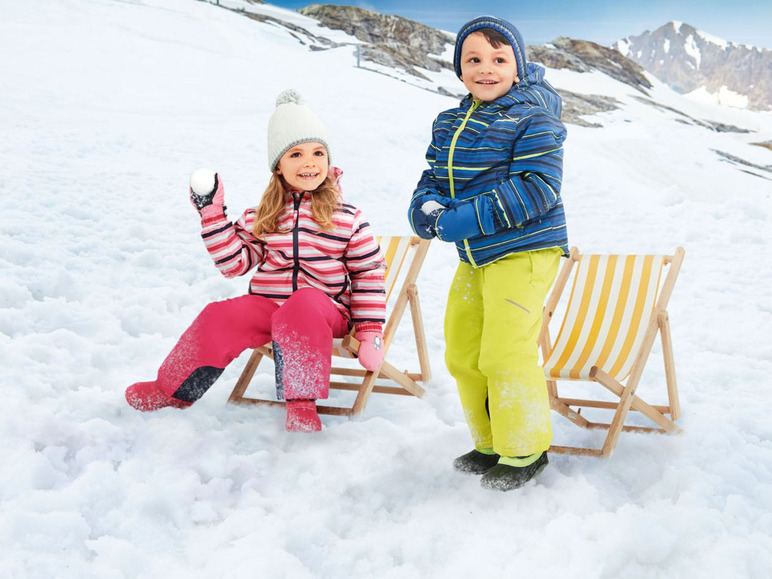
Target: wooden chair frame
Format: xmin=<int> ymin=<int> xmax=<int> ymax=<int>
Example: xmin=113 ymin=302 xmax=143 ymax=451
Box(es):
xmin=539 ymin=246 xmax=686 ymax=457
xmin=227 ymin=237 xmax=432 ymax=416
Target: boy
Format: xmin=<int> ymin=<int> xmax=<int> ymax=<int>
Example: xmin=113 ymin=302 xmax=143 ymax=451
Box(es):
xmin=408 ymin=16 xmax=568 ymax=491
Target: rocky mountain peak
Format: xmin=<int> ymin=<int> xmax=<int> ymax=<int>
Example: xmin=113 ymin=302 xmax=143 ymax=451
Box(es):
xmin=299 ymin=4 xmax=454 ymax=77
xmin=616 ymin=21 xmax=772 ymax=110
xmin=530 ymin=37 xmax=652 ymax=93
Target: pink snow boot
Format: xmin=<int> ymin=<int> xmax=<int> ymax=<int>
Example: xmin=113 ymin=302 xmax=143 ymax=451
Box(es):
xmin=125 ymin=381 xmax=193 ymax=412
xmin=285 ymin=399 xmax=322 ymax=432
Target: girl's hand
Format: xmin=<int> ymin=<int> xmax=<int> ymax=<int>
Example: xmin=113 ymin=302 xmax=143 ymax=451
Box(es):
xmin=189 ymin=168 xmax=226 ymax=217
xmin=355 ymin=330 xmax=385 ymax=372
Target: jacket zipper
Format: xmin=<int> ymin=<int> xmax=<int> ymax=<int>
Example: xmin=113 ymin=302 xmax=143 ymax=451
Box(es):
xmin=292 ymin=192 xmax=302 ymax=291
xmin=447 ymin=99 xmax=481 ymax=266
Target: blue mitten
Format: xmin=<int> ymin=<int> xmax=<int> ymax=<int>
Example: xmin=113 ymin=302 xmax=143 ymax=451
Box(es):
xmin=408 ymin=194 xmax=450 ymax=239
xmin=435 ymin=196 xmax=497 ymax=242
xmin=409 ymin=207 xmax=437 ymax=239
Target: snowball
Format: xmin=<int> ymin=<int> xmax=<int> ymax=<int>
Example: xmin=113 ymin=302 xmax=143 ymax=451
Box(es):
xmin=189 ymin=168 xmax=216 ymax=196
xmin=421 ymin=200 xmax=445 ymax=215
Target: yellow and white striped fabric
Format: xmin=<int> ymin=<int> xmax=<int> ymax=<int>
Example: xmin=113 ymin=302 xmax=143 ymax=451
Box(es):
xmin=378 ymin=236 xmax=413 ymax=303
xmin=332 ymin=236 xmax=416 ymax=358
xmin=544 ymin=254 xmax=665 ymax=381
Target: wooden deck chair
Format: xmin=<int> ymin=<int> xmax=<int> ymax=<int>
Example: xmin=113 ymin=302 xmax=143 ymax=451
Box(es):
xmin=227 ymin=236 xmax=432 ymax=416
xmin=540 ymin=246 xmax=686 ymax=457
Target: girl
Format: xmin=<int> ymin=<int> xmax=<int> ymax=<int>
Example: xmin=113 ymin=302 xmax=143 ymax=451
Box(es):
xmin=126 ymin=89 xmax=387 ymax=432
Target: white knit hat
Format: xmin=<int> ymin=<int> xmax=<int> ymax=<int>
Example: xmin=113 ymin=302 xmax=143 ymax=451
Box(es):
xmin=267 ymin=89 xmax=330 ymax=171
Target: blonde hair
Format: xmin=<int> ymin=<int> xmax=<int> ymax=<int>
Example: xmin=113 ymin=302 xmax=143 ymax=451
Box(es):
xmin=252 ymin=172 xmax=341 ymax=237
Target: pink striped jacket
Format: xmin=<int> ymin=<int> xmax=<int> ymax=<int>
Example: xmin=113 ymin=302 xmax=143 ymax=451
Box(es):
xmin=200 ymin=190 xmax=386 ymax=329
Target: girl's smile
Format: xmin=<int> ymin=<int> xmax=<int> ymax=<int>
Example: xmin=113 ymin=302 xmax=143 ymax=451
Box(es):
xmin=276 ymin=142 xmax=329 ymax=192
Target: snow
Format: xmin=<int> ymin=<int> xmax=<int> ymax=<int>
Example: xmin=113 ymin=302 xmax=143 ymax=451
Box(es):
xmin=2 ymin=0 xmax=772 ymax=577
xmin=614 ymin=38 xmax=631 ymax=56
xmin=684 ymin=34 xmax=702 ymax=69
xmin=686 ymin=86 xmax=751 ymax=110
xmin=696 ymin=29 xmax=730 ymax=50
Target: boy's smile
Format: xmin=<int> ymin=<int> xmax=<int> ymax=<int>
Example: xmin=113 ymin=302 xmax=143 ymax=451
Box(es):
xmin=459 ymin=31 xmax=520 ymax=102
xmin=276 ymin=142 xmax=329 ymax=192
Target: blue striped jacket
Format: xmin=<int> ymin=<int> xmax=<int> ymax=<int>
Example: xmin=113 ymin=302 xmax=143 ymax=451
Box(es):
xmin=409 ymin=63 xmax=569 ymax=267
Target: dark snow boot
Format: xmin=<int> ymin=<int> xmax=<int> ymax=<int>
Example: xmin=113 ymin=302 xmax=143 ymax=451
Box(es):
xmin=480 ymin=452 xmax=549 ymax=491
xmin=452 ymin=449 xmax=501 ymax=475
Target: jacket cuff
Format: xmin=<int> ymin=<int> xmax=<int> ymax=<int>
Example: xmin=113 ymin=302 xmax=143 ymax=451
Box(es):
xmin=487 ymin=191 xmax=512 ymax=230
xmin=354 ymin=322 xmax=383 ymax=334
xmin=200 ymin=205 xmax=227 ymax=226
xmin=474 ymin=195 xmax=497 ymax=235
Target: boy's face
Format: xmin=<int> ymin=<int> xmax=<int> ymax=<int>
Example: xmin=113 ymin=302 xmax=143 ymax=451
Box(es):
xmin=459 ymin=31 xmax=520 ymax=102
xmin=276 ymin=141 xmax=329 ymax=192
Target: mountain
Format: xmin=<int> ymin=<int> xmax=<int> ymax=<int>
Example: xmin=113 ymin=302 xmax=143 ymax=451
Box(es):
xmin=272 ymin=4 xmax=650 ymax=126
xmin=616 ymin=21 xmax=772 ymax=111
xmin=299 ymin=4 xmax=454 ymax=80
xmin=232 ymin=3 xmax=762 ymax=132
xmin=214 ymin=1 xmax=769 ymax=134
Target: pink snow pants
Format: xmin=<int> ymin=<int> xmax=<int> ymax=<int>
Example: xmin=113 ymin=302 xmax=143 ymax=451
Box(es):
xmin=153 ymin=288 xmax=349 ymax=404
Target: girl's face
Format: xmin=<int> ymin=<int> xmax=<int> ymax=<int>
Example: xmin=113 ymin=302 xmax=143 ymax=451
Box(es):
xmin=276 ymin=142 xmax=329 ymax=192
xmin=459 ymin=31 xmax=519 ymax=102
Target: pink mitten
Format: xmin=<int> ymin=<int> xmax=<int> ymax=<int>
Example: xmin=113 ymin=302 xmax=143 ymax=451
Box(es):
xmin=355 ymin=331 xmax=384 ymax=372
xmin=189 ymin=168 xmax=225 ymax=218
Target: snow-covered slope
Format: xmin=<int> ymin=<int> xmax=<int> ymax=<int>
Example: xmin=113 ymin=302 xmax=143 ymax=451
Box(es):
xmin=1 ymin=1 xmax=772 ymax=577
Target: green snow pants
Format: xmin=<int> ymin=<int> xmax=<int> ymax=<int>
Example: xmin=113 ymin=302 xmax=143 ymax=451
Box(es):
xmin=444 ymin=248 xmax=562 ymax=457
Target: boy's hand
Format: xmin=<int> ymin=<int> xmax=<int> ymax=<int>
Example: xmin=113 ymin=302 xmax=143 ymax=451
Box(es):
xmin=409 ymin=206 xmax=438 ymax=239
xmin=189 ymin=168 xmax=226 ymax=218
xmin=409 ymin=194 xmax=449 ymax=239
xmin=355 ymin=330 xmax=385 ymax=372
xmin=435 ymin=196 xmax=497 ymax=242
xmin=421 ymin=200 xmax=445 ymax=214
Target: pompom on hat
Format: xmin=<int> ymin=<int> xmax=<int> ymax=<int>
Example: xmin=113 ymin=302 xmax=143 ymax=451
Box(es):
xmin=267 ymin=89 xmax=330 ymax=171
xmin=453 ymin=16 xmax=527 ymax=81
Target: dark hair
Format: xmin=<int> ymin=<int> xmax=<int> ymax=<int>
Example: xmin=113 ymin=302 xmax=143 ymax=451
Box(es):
xmin=476 ymin=27 xmax=511 ymax=49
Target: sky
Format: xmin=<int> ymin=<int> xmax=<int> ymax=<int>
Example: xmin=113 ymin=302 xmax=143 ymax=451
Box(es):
xmin=267 ymin=0 xmax=772 ymax=49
